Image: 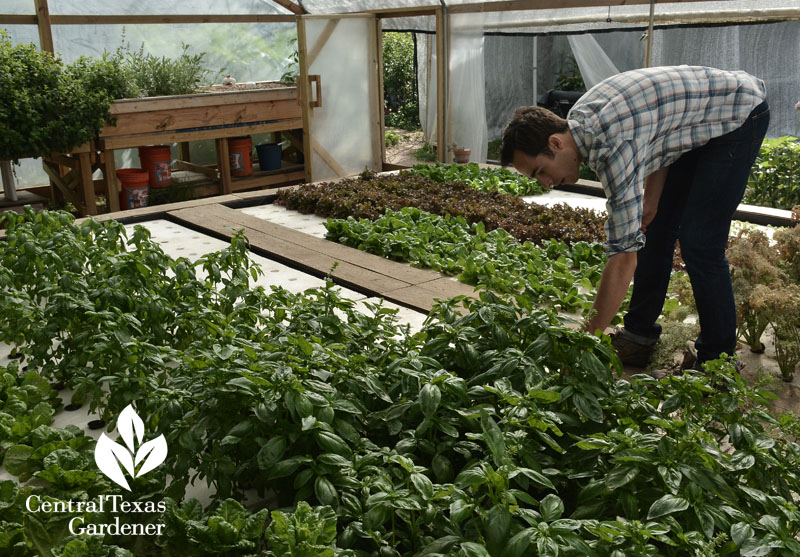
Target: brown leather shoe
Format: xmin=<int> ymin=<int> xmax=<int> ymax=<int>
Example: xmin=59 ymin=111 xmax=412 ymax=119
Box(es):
xmin=610 ymin=327 xmax=656 ymax=367
xmin=650 ymin=365 xmax=682 ymax=380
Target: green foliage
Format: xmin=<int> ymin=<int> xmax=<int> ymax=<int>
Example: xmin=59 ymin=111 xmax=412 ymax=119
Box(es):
xmin=265 ymin=501 xmax=338 ymax=556
xmin=407 ymin=162 xmax=543 ymax=196
xmin=0 ymin=33 xmax=216 ymax=162
xmin=487 ymin=139 xmax=502 ymax=161
xmin=0 ymin=32 xmax=116 ymax=161
xmin=384 ymin=129 xmax=402 ymax=148
xmin=1 ymin=208 xmax=800 ymax=555
xmin=277 ymin=169 xmax=606 ymax=245
xmin=554 ymin=55 xmax=585 ymax=92
xmin=280 ymin=37 xmax=299 ymax=85
xmin=326 ymin=207 xmax=605 ymax=316
xmin=382 ymin=32 xmax=420 ymax=130
xmin=160 ymin=498 xmax=269 ymax=554
xmin=67 ymin=51 xmax=141 ymax=105
xmin=745 ymin=136 xmax=800 ymax=210
xmin=122 ymin=42 xmax=213 ymax=97
xmin=414 ymin=142 xmax=437 ymax=162
xmin=579 ymin=162 xmax=599 ymax=181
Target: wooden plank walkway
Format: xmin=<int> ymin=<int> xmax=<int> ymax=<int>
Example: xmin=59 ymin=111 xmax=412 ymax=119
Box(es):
xmin=167 ymin=203 xmax=477 ymax=314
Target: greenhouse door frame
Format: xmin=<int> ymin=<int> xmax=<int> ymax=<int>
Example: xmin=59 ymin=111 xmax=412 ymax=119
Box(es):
xmin=297 ymin=14 xmax=384 ymax=183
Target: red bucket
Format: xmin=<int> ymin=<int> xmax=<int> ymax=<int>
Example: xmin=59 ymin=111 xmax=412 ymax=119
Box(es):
xmin=138 ymin=145 xmax=173 ymax=188
xmin=228 ymin=136 xmax=254 ymax=177
xmin=116 ymin=168 xmax=150 ymax=210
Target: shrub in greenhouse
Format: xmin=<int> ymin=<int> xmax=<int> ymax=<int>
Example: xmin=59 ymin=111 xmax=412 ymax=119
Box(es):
xmin=727 ymin=229 xmax=787 ymax=353
xmin=744 ymin=136 xmax=800 ymax=210
xmin=0 ymin=32 xmax=116 ymax=161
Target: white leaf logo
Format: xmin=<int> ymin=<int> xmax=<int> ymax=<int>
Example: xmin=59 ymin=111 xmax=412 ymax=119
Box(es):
xmin=94 ymin=404 xmax=167 ymax=490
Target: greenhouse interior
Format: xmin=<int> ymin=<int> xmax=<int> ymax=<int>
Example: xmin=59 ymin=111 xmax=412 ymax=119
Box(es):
xmin=2 ymin=0 xmax=800 ymax=554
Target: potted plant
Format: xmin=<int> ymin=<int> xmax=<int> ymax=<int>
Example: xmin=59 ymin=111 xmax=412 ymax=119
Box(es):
xmin=450 ymin=144 xmax=471 ymax=164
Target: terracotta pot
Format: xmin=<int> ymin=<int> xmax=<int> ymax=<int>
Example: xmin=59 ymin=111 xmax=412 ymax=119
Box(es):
xmin=453 ymin=148 xmax=471 ymax=164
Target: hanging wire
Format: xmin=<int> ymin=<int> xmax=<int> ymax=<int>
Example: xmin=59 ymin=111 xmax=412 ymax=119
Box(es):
xmin=606 ymin=5 xmax=612 ymax=23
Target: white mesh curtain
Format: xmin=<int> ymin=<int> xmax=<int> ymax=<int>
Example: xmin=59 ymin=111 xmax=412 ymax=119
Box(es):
xmin=447 ymin=12 xmax=488 ymax=163
xmin=651 ymin=21 xmax=800 ymax=138
xmin=567 ymin=34 xmax=620 ymax=89
xmin=416 ymin=12 xmax=488 ymax=162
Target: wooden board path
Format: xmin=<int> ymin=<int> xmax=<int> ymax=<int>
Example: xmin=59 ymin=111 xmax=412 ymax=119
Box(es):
xmin=167 ymin=203 xmax=478 ymax=313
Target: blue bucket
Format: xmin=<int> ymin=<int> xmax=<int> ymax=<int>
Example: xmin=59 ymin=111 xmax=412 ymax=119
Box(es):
xmin=255 ymin=143 xmax=282 ymax=171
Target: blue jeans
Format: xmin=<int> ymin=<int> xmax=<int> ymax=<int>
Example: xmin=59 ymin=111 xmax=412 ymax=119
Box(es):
xmin=623 ymin=101 xmax=770 ymax=364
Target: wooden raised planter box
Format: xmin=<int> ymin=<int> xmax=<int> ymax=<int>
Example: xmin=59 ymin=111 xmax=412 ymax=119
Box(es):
xmin=99 ymin=86 xmax=302 ymax=149
xmin=46 ymin=86 xmax=306 ymax=216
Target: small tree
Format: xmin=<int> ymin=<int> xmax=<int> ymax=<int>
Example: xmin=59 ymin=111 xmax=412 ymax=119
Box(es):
xmin=382 ymin=32 xmax=420 ymax=130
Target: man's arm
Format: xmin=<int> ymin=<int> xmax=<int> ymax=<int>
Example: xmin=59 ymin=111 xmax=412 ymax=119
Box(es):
xmin=641 ymin=167 xmax=669 ymax=233
xmin=584 ymin=251 xmax=638 ymax=335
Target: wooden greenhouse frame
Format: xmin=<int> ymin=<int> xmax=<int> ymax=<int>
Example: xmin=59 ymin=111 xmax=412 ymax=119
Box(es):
xmin=3 ymin=0 xmax=796 ymax=215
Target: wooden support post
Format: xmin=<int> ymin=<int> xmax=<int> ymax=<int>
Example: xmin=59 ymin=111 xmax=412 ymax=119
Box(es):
xmin=179 ymin=142 xmax=192 ymax=163
xmin=435 ymin=8 xmax=447 ymax=163
xmin=374 ymin=19 xmax=386 ymax=167
xmin=644 ymin=0 xmax=656 ymax=67
xmin=42 ymin=160 xmax=78 ymax=207
xmin=216 ymin=138 xmax=233 ymax=195
xmin=104 ymin=149 xmax=120 ymax=212
xmin=297 ymin=16 xmax=314 ymax=183
xmin=1 ymin=161 xmax=17 ymax=202
xmin=78 ymin=152 xmax=97 ymax=215
xmin=34 ymin=0 xmax=55 ymax=53
xmin=367 ymin=18 xmax=383 ymax=171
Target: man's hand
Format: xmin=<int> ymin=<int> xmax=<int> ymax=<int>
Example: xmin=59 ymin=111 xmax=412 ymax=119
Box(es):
xmin=641 ymin=195 xmax=659 ymax=233
xmin=641 ymin=167 xmax=669 ymax=233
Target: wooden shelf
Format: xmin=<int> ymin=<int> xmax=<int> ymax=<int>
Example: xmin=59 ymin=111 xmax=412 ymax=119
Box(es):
xmin=230 ymin=163 xmax=306 ymax=192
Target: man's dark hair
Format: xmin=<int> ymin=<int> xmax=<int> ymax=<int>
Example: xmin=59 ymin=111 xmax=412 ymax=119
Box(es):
xmin=500 ymin=106 xmax=569 ymax=166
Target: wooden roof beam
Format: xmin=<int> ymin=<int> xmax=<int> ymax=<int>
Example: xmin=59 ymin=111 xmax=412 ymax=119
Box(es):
xmin=271 ymin=0 xmax=306 ymax=15
xmin=46 ymin=14 xmax=295 ymax=24
xmin=447 ymin=0 xmax=726 ymax=14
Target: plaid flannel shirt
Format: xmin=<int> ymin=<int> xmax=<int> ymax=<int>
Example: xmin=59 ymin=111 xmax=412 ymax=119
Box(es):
xmin=567 ymin=65 xmax=767 ymax=255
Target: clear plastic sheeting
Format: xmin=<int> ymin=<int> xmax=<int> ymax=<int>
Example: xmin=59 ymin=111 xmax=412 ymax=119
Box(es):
xmin=567 ymin=34 xmax=620 ymax=90
xmin=302 ymin=0 xmax=800 ymax=33
xmin=2 ymin=2 xmax=297 ymax=189
xmin=478 ymin=21 xmax=798 ymax=141
xmin=417 ymin=34 xmax=438 ymax=145
xmin=417 ymin=13 xmax=489 ymax=162
xmin=18 ymin=1 xmax=291 ymax=15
